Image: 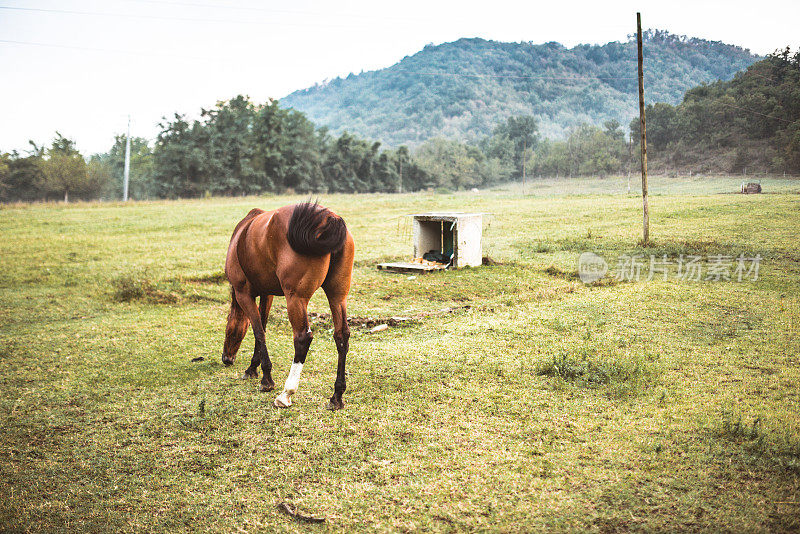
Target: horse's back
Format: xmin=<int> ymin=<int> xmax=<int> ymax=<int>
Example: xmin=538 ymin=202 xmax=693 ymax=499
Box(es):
xmin=270 ymin=205 xmax=333 ymax=297
xmin=226 ymin=205 xmax=342 ymax=299
xmin=225 ymin=208 xmax=280 ymax=296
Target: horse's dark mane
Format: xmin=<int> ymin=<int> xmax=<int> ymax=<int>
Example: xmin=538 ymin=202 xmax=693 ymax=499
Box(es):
xmin=287 ymin=201 xmax=347 ymax=257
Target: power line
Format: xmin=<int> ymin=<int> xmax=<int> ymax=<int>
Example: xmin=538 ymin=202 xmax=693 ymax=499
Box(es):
xmin=3 ymin=12 xmax=790 ymax=128
xmin=746 ymin=70 xmax=783 ymax=84
xmin=0 ymin=5 xmax=366 ymax=28
xmin=114 ymin=0 xmax=428 ymax=23
xmin=0 ymin=39 xmax=637 ymax=82
xmin=396 ymin=70 xmax=637 ymax=81
xmin=0 ymin=38 xmax=220 ymax=60
xmin=715 ymin=100 xmax=794 ymax=124
xmin=400 ymin=69 xmax=795 ymax=122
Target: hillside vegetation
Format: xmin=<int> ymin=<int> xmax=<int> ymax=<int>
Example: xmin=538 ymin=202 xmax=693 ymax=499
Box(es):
xmin=282 ymin=31 xmax=759 ymax=146
xmin=7 ymin=40 xmax=798 ymax=204
xmin=0 ymin=100 xmax=428 ymax=201
xmin=633 ymin=47 xmax=800 ymax=174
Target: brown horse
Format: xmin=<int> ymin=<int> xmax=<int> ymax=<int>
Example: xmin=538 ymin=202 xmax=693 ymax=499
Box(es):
xmin=222 ymin=201 xmax=354 ymax=410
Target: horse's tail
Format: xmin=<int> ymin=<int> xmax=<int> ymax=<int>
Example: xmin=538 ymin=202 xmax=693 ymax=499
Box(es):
xmin=287 ymin=201 xmax=347 ymax=257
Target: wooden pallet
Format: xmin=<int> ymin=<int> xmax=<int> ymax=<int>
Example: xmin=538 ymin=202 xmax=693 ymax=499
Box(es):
xmin=376 ymin=261 xmax=449 ymax=273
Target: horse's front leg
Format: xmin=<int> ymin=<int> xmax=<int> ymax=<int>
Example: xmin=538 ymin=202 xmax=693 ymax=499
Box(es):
xmin=234 ymin=290 xmax=275 ymax=392
xmin=242 ymin=295 xmax=273 ymax=379
xmin=274 ymin=294 xmax=312 ymax=408
xmin=222 ymin=287 xmax=250 ymax=366
xmin=326 ymin=295 xmax=350 ymax=411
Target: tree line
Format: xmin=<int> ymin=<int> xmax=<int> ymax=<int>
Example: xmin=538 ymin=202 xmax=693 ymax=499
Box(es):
xmin=631 ymin=48 xmax=800 ymax=174
xmin=0 ymin=96 xmax=429 ymax=202
xmin=2 ymin=48 xmax=796 ymax=203
xmin=0 ymin=134 xmax=116 ymax=203
xmin=0 ymin=98 xmax=633 ymax=203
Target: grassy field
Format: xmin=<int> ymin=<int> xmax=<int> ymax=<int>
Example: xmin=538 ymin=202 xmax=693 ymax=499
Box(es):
xmin=1 ymin=176 xmax=799 ymax=532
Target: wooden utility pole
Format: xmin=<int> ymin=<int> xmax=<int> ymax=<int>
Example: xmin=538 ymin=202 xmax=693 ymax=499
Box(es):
xmin=627 ymin=134 xmax=632 ymax=194
xmin=398 ymin=158 xmax=403 ymax=194
xmin=522 ymin=137 xmax=527 ymax=195
xmin=123 ymin=115 xmax=131 ymax=202
xmin=636 ymin=12 xmax=649 ymax=243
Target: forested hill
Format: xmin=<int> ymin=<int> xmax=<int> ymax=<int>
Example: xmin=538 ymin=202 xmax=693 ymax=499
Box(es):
xmin=633 ymin=48 xmax=800 ymax=174
xmin=282 ymin=30 xmax=759 ymax=146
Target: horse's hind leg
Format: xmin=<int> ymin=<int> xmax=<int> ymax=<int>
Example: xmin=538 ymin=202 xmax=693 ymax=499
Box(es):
xmin=259 ymin=295 xmax=272 ymax=329
xmin=243 ymin=295 xmax=273 ymax=379
xmin=234 ymin=290 xmax=275 ymax=392
xmin=222 ymin=287 xmax=250 ymax=366
xmin=325 ymin=295 xmax=350 ymax=410
xmin=274 ymin=295 xmax=312 ymax=408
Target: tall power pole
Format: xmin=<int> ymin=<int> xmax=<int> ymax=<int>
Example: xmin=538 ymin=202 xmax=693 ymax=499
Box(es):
xmin=522 ymin=137 xmax=527 ymax=195
xmin=636 ymin=13 xmax=650 ymax=243
xmin=398 ymin=158 xmax=403 ymax=194
xmin=627 ymin=134 xmax=632 ymax=194
xmin=123 ymin=115 xmax=131 ymax=202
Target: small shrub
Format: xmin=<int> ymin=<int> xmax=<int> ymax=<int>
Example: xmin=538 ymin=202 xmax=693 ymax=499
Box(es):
xmin=543 ymin=265 xmax=580 ymax=280
xmin=721 ymin=413 xmax=763 ymax=442
xmin=186 ymin=270 xmax=227 ymax=284
xmin=537 ymin=354 xmax=615 ymax=384
xmin=537 ymin=354 xmax=590 ymax=381
xmin=587 ymin=277 xmax=620 ymax=288
xmin=716 ymin=411 xmax=800 ymax=473
xmin=536 ymin=352 xmax=656 ymax=394
xmin=111 ymin=273 xmax=148 ymax=302
xmin=111 ymin=271 xmax=179 ymax=304
xmin=511 ymin=239 xmax=557 ymax=256
xmin=553 ymin=236 xmax=595 ymax=252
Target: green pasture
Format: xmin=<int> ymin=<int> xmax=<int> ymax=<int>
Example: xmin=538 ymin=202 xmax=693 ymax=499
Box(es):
xmin=1 ymin=176 xmax=799 ymax=532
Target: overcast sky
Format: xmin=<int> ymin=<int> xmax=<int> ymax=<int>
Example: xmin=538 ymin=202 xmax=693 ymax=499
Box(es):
xmin=1 ymin=0 xmax=798 ymax=155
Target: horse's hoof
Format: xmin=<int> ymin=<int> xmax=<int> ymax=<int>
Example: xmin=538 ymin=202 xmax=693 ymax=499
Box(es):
xmin=325 ymin=399 xmax=344 ymax=411
xmin=222 ymin=356 xmax=234 ymax=366
xmin=240 ymin=370 xmax=258 ymax=380
xmin=273 ymin=392 xmax=291 ymax=408
xmin=259 ymin=382 xmax=275 ymax=392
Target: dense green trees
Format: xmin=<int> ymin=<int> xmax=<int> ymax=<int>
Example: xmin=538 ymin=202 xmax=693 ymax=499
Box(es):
xmin=630 ymin=48 xmax=800 ymax=174
xmin=0 ymin=149 xmax=41 ymax=202
xmin=37 ymin=135 xmax=93 ymax=203
xmin=3 ymin=46 xmax=797 ymax=203
xmin=100 ymin=135 xmax=154 ymax=199
xmin=414 ymin=138 xmax=483 ymax=190
xmin=485 ymin=116 xmax=539 ymax=176
xmin=283 ymin=32 xmax=759 ymax=147
xmin=0 ymin=154 xmax=10 ymax=201
xmin=0 ymin=134 xmax=114 ymax=203
xmin=0 ymin=99 xmax=431 ymax=202
xmin=413 ymin=114 xmax=632 ymax=184
xmin=146 ymin=97 xmax=429 ymax=197
xmin=527 ymin=121 xmax=630 ymax=177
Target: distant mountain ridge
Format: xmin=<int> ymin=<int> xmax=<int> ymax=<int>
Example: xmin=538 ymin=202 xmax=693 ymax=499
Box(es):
xmin=282 ymin=31 xmax=760 ymax=146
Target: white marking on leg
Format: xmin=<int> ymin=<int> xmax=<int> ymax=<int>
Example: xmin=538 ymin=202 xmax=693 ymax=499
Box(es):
xmin=274 ymin=362 xmax=303 ymax=408
xmin=284 ymin=362 xmax=303 ymax=394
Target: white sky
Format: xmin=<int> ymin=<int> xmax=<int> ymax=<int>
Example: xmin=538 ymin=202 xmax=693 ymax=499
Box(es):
xmin=1 ymin=0 xmax=798 ymax=155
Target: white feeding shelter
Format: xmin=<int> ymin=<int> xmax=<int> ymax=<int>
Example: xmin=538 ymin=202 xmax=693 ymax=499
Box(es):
xmin=378 ymin=212 xmax=483 ymax=273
